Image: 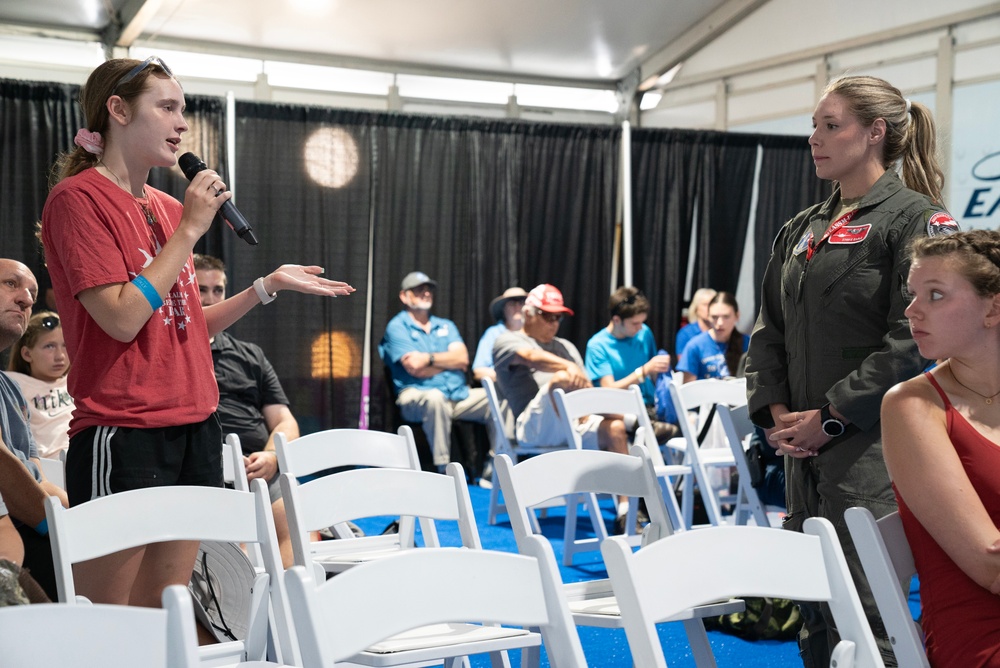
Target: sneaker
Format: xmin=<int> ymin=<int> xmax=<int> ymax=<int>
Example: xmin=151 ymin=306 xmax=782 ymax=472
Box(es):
xmin=652 ymin=421 xmax=680 ymax=444
xmin=613 ymin=508 xmax=649 ymax=536
xmin=636 ymin=506 xmax=650 ymax=533
xmin=319 ymin=521 xmax=365 ymax=539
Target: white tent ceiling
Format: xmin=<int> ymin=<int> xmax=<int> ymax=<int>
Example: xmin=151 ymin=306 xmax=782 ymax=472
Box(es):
xmin=0 ymin=0 xmax=766 ymax=87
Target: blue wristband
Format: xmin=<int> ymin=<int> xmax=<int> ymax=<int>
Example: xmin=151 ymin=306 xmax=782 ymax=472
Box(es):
xmin=132 ymin=275 xmax=164 ymax=311
xmin=34 ymin=518 xmax=48 ymax=536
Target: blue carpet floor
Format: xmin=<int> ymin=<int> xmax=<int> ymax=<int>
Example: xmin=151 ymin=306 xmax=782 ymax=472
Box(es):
xmin=350 ymin=483 xmax=820 ymax=667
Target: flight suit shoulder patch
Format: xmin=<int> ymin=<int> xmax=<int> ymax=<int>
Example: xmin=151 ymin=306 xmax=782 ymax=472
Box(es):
xmin=926 ymin=210 xmax=959 ymax=237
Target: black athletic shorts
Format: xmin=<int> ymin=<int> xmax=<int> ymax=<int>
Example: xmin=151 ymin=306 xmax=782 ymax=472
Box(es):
xmin=65 ymin=414 xmax=224 ymax=507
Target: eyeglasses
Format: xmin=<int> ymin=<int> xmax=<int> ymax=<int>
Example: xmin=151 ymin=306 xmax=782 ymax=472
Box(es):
xmin=538 ymin=312 xmax=563 ymax=324
xmin=113 ymin=56 xmax=174 ymax=93
xmin=39 ymin=315 xmax=59 ymax=330
xmin=408 ymin=284 xmax=435 ymax=295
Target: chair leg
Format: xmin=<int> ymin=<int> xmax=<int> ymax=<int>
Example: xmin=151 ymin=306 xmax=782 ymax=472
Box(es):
xmin=520 ymin=643 xmax=541 ymax=668
xmin=682 ymin=475 xmax=694 ymax=529
xmin=682 ymin=618 xmax=719 ymax=668
xmin=658 ymin=477 xmax=686 ymax=533
xmin=488 ymin=649 xmax=513 ymax=668
xmin=488 ymin=468 xmax=503 ymax=525
xmin=563 ymin=494 xmax=581 ymax=565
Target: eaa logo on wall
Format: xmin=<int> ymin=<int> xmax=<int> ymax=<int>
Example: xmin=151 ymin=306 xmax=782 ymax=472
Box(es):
xmin=962 ymin=151 xmax=1000 ymax=225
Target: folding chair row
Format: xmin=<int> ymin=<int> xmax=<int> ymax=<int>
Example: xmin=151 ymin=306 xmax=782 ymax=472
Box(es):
xmin=44 ymin=479 xmax=295 ymax=667
xmin=601 ymin=517 xmax=886 ymax=667
xmin=482 ymin=376 xmax=567 ymax=528
xmin=553 ymin=384 xmax=689 ymax=552
xmin=668 ymin=377 xmax=748 ymax=528
xmin=495 ymin=445 xmax=742 ymax=667
xmin=845 ymin=507 xmax=929 ymax=667
xmin=0 ymin=584 xmax=199 ymax=668
xmin=274 ymin=422 xmax=533 ymax=667
xmin=47 ymin=423 xmax=587 ymax=668
xmin=487 ymin=377 xmax=690 ymax=564
xmin=284 ymin=537 xmax=586 ymax=668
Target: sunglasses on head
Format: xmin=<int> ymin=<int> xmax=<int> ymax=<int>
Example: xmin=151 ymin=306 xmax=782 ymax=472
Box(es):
xmin=113 ymin=56 xmax=174 ymax=93
xmin=39 ymin=315 xmax=59 ymax=331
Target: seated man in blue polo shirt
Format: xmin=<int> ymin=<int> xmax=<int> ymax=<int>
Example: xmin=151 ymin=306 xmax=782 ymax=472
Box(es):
xmin=379 ymin=272 xmax=489 ymax=471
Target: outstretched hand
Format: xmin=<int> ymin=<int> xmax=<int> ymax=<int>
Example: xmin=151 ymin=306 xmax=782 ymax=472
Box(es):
xmin=265 ymin=265 xmax=356 ymax=298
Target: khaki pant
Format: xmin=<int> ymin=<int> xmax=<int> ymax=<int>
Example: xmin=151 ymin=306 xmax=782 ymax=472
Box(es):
xmin=397 ymin=387 xmax=489 ymax=466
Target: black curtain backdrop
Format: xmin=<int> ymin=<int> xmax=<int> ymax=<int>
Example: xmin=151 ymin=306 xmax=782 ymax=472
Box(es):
xmin=630 ymin=128 xmax=701 ymax=358
xmin=0 ymin=79 xmax=84 ymax=298
xmin=0 ymin=76 xmax=820 ymax=434
xmin=367 ymin=117 xmax=619 ymax=431
xmin=231 ymin=103 xmax=374 ymax=434
xmin=0 ymin=78 xmax=228 ymax=295
xmin=753 ymin=135 xmax=830 ymax=307
xmin=631 ymin=129 xmax=825 ymax=357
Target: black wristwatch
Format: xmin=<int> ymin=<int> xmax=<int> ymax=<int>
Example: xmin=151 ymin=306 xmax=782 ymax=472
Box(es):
xmin=820 ymin=404 xmax=846 ymax=438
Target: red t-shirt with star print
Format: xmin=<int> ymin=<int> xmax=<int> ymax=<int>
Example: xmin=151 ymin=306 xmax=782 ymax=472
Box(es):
xmin=42 ymin=168 xmax=218 ymax=436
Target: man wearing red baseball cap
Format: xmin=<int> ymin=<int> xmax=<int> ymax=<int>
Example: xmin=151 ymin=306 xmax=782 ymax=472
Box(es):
xmin=493 ymin=284 xmax=630 ymax=521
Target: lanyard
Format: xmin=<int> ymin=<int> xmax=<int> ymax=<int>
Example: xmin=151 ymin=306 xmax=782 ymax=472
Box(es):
xmin=805 ymin=209 xmax=858 ymax=261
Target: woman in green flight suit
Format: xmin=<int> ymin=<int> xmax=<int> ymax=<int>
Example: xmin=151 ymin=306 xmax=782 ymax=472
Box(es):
xmin=744 ymin=75 xmax=957 ymax=667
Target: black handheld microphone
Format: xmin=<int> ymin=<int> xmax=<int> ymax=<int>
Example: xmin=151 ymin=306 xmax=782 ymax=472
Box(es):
xmin=178 ymin=152 xmax=259 ymax=246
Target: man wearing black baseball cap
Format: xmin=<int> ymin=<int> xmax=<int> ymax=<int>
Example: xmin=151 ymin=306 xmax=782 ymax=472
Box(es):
xmin=379 ymin=272 xmax=488 ymax=471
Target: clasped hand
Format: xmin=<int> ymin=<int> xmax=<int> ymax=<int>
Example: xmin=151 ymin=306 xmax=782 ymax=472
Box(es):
xmin=767 ymin=408 xmax=831 ymax=458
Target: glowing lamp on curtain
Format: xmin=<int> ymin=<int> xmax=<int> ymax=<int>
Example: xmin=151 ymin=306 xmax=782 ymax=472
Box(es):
xmin=304 ymin=126 xmax=359 ymax=189
xmin=310 ymin=330 xmax=359 ymax=379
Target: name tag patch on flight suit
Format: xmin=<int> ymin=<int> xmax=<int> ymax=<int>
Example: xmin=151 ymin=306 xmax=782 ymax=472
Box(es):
xmin=828 ymin=224 xmax=871 ymax=245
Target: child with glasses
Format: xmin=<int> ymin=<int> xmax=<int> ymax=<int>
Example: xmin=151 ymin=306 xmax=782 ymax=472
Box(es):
xmin=39 ymin=57 xmax=354 ymax=609
xmin=6 ymin=312 xmax=74 ymax=460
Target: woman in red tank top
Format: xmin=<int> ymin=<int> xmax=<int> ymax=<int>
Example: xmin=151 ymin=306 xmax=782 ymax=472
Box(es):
xmin=883 ymin=229 xmax=1000 ymax=667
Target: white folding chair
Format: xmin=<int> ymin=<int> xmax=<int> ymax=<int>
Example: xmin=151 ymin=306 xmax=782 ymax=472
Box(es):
xmin=284 ymin=535 xmax=586 ymax=668
xmin=45 ymin=480 xmax=294 ymax=667
xmin=495 ymin=446 xmax=740 ymax=667
xmin=716 ymin=404 xmax=779 ymax=527
xmin=279 ymin=462 xmax=480 ymax=577
xmin=38 ymin=454 xmax=66 ymax=490
xmin=223 ymin=434 xmax=301 ymax=665
xmin=0 ymin=584 xmax=199 ymax=668
xmin=602 ymin=516 xmax=884 ymax=668
xmin=553 ymin=384 xmax=688 ymax=552
xmin=275 ymin=426 xmax=422 ymax=540
xmin=223 ymin=433 xmax=252 ymax=493
xmin=668 ymin=377 xmax=748 ymax=527
xmin=482 ymin=377 xmax=567 ymax=527
xmin=845 ymin=507 xmax=928 ymax=668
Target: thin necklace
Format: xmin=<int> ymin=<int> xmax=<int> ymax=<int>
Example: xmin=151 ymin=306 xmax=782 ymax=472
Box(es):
xmin=99 ymin=160 xmax=157 ymax=228
xmin=950 ymin=364 xmax=1000 ymax=405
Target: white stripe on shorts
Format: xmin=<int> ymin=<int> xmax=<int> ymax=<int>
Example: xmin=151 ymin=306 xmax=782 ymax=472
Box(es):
xmin=91 ymin=426 xmax=117 ymax=499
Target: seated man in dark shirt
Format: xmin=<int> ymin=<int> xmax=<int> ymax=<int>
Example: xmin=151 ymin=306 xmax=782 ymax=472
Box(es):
xmin=194 ymin=254 xmax=301 ymax=566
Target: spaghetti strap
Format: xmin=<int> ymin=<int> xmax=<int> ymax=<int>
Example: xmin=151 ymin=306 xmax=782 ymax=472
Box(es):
xmin=924 ymin=371 xmax=952 ymax=409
